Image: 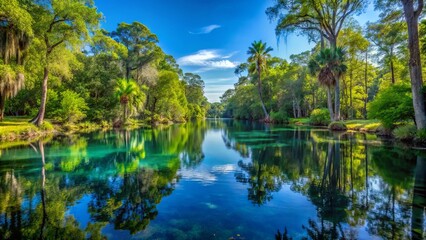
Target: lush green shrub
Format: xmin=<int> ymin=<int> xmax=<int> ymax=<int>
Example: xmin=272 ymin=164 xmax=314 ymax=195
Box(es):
xmin=270 ymin=111 xmax=289 ymax=123
xmin=328 ymin=121 xmax=347 ymax=131
xmin=393 ymin=124 xmax=416 ymax=142
xmin=368 ymin=85 xmax=414 ymax=130
xmin=310 ymin=108 xmax=331 ymax=126
xmin=55 ymin=90 xmax=89 ymax=123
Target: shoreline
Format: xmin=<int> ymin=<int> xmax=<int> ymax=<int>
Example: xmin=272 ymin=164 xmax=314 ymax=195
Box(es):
xmin=1 ymin=118 xmax=424 ymax=150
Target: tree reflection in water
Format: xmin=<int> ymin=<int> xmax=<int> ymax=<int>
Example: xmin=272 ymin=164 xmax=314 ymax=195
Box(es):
xmin=0 ymin=120 xmax=424 ymax=239
xmin=223 ymin=121 xmax=425 ymax=240
xmin=0 ymin=121 xmax=207 ymax=239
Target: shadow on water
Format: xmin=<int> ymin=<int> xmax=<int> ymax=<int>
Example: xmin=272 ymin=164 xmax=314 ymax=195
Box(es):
xmin=0 ymin=119 xmax=424 ymax=239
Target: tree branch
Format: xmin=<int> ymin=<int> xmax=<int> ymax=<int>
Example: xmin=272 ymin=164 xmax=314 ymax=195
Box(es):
xmin=415 ymin=0 xmax=424 ymax=18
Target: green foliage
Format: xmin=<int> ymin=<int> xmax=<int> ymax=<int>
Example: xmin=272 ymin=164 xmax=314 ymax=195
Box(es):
xmin=206 ymin=102 xmax=224 ymax=118
xmin=114 ymin=79 xmax=144 ymax=118
xmin=39 ymin=121 xmax=54 ymax=131
xmin=270 ymin=111 xmax=289 ymax=123
xmin=147 ymin=71 xmax=188 ymax=122
xmin=183 ymin=73 xmax=207 ymax=119
xmin=368 ymin=85 xmax=414 ymax=129
xmin=393 ymin=124 xmax=416 ymax=142
xmin=310 ymin=108 xmax=331 ymax=126
xmin=56 ymin=90 xmax=89 ymax=123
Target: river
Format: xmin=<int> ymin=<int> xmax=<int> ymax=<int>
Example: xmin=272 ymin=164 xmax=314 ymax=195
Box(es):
xmin=0 ymin=119 xmax=425 ymax=239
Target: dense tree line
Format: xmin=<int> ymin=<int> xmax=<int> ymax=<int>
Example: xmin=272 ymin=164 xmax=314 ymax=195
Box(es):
xmin=216 ymin=0 xmax=426 ymax=138
xmin=0 ymin=0 xmax=208 ymax=127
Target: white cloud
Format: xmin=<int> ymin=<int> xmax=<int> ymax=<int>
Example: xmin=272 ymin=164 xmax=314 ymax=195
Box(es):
xmin=177 ymin=49 xmax=238 ymax=72
xmin=189 ymin=24 xmax=221 ymax=34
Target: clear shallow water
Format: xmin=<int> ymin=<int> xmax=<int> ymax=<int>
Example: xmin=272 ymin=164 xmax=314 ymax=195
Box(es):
xmin=0 ymin=119 xmax=425 ymax=240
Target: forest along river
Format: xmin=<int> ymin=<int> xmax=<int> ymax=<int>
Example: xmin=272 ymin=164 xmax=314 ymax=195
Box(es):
xmin=0 ymin=119 xmax=425 ymax=239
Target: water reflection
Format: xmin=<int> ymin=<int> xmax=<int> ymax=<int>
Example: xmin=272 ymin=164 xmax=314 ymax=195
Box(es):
xmin=0 ymin=120 xmax=424 ymax=239
xmin=222 ymin=120 xmax=426 ymax=239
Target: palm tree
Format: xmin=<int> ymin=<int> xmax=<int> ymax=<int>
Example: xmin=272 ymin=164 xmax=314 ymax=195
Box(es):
xmin=247 ymin=40 xmax=273 ymax=121
xmin=114 ymin=79 xmax=145 ymax=123
xmin=309 ymin=47 xmax=347 ymax=121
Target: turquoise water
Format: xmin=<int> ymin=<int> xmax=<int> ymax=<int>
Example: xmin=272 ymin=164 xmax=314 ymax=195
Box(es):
xmin=0 ymin=119 xmax=425 ymax=239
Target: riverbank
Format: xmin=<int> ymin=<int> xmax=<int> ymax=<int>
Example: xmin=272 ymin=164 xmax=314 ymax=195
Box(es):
xmin=0 ymin=117 xmax=154 ymax=144
xmin=289 ymin=118 xmax=382 ymax=132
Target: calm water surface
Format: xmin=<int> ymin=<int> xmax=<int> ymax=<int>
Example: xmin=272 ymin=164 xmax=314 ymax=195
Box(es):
xmin=0 ymin=120 xmax=425 ymax=239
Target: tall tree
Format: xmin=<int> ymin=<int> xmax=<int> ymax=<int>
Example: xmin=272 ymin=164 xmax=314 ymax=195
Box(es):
xmin=247 ymin=40 xmax=273 ymax=121
xmin=400 ymin=0 xmax=426 ymax=129
xmin=376 ymin=0 xmax=426 ymax=129
xmin=0 ymin=0 xmax=32 ymax=120
xmin=366 ymin=11 xmax=406 ymax=85
xmin=338 ymin=27 xmax=369 ymax=118
xmin=183 ymin=73 xmax=207 ymax=119
xmin=29 ymin=0 xmax=101 ymax=126
xmin=111 ymin=22 xmax=161 ymax=81
xmin=267 ymin=0 xmax=366 ymax=120
xmin=309 ymin=48 xmax=347 ymax=121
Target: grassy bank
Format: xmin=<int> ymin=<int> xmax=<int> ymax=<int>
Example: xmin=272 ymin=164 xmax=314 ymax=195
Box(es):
xmin=0 ymin=116 xmax=169 ymax=143
xmin=0 ymin=117 xmax=51 ymax=141
xmin=289 ymin=118 xmax=383 ymax=132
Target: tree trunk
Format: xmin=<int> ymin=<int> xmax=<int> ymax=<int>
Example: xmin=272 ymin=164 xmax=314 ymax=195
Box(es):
xmin=327 ymin=86 xmax=334 ymax=121
xmin=31 ymin=67 xmax=49 ymax=126
xmin=334 ymin=77 xmax=341 ymax=121
xmin=390 ymin=54 xmax=395 ymax=84
xmin=350 ymin=66 xmax=353 ymax=119
xmin=364 ymin=51 xmax=368 ymax=119
xmin=0 ymin=94 xmax=5 ymax=121
xmin=122 ymin=103 xmax=127 ymax=124
xmin=292 ymin=99 xmax=297 ymax=118
xmin=330 ymin=38 xmax=340 ymax=121
xmin=297 ymin=100 xmax=302 ymax=118
xmin=402 ymin=0 xmax=426 ymax=130
xmin=257 ymin=72 xmax=269 ymax=121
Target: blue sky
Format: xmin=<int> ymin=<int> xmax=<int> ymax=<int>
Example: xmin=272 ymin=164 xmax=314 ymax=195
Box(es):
xmin=95 ymin=0 xmax=379 ymax=102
